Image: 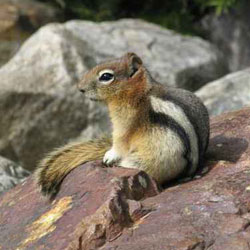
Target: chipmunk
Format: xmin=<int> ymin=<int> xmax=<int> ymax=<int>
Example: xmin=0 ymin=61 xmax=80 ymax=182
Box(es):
xmin=35 ymin=52 xmax=209 ymax=198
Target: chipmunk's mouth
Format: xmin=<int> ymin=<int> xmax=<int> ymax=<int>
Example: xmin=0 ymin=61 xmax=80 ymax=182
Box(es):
xmin=80 ymin=89 xmax=101 ymax=102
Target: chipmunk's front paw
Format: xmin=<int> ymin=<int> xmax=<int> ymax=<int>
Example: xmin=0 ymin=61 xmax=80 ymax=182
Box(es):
xmin=103 ymin=148 xmax=121 ymax=166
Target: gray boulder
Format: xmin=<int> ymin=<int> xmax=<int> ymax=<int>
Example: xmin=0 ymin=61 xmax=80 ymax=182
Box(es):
xmin=65 ymin=19 xmax=227 ymax=90
xmin=0 ymin=23 xmax=110 ymax=171
xmin=200 ymin=1 xmax=250 ymax=72
xmin=0 ymin=19 xmax=226 ymax=171
xmin=0 ymin=156 xmax=30 ymax=195
xmin=196 ymin=68 xmax=250 ymax=116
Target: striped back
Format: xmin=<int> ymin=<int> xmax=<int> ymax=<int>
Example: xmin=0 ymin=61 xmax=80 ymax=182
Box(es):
xmin=150 ymin=85 xmax=209 ymax=175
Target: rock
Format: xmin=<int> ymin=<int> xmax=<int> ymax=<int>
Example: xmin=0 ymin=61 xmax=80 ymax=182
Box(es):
xmin=0 ymin=162 xmax=159 ymax=249
xmin=1 ymin=107 xmax=250 ymax=249
xmin=0 ymin=0 xmax=61 ymax=66
xmin=200 ymin=1 xmax=250 ymax=72
xmin=196 ymin=68 xmax=250 ymax=116
xmin=0 ymin=155 xmax=29 ymax=195
xmin=0 ymin=19 xmax=227 ymax=170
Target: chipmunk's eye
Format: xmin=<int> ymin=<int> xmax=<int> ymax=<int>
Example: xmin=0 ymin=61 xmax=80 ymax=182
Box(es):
xmin=100 ymin=73 xmax=113 ymax=81
xmin=98 ymin=69 xmax=115 ymax=84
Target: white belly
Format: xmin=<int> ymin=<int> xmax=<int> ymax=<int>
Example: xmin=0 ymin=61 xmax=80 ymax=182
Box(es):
xmin=120 ymin=127 xmax=187 ymax=184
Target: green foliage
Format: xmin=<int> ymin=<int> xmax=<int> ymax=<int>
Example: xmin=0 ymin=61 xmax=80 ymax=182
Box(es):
xmin=203 ymin=0 xmax=238 ymax=14
xmin=37 ymin=0 xmax=242 ymax=34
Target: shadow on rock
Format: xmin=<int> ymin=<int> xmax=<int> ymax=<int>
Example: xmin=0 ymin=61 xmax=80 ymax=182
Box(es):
xmin=162 ymin=135 xmax=248 ymax=190
xmin=206 ymin=135 xmax=248 ymax=163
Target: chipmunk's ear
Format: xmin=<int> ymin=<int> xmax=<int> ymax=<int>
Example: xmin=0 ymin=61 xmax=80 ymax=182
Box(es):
xmin=123 ymin=52 xmax=143 ymax=77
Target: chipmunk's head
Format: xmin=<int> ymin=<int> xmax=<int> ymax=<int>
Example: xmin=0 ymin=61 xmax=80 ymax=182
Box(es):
xmin=78 ymin=53 xmax=152 ymax=102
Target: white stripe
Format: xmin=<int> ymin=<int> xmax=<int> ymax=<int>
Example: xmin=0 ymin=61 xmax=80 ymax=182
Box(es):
xmin=150 ymin=96 xmax=199 ymax=174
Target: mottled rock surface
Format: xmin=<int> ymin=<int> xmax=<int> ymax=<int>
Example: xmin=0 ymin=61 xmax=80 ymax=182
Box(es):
xmin=1 ymin=107 xmax=250 ymax=249
xmin=196 ymin=68 xmax=250 ymax=116
xmin=0 ymin=0 xmax=60 ymax=67
xmin=0 ymin=19 xmax=227 ymax=171
xmin=0 ymin=163 xmax=159 ymax=250
xmin=0 ymin=155 xmax=29 ymax=195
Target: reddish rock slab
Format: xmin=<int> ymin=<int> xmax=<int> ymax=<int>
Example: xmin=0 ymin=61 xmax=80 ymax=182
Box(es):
xmin=0 ymin=162 xmax=159 ymax=250
xmin=1 ymin=107 xmax=250 ymax=250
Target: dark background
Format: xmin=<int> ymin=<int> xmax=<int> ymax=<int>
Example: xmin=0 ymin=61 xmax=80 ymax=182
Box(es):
xmin=37 ymin=0 xmax=241 ymax=34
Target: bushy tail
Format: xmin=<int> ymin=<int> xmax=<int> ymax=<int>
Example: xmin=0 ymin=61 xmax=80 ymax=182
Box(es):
xmin=35 ymin=136 xmax=112 ymax=198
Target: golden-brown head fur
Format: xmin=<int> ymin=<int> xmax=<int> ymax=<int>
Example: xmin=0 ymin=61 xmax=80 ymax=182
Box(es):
xmin=78 ymin=53 xmax=152 ymax=104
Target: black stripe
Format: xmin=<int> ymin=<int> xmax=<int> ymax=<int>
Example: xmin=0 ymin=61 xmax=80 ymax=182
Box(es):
xmin=149 ymin=109 xmax=192 ymax=176
xmin=160 ymin=94 xmax=202 ymax=168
